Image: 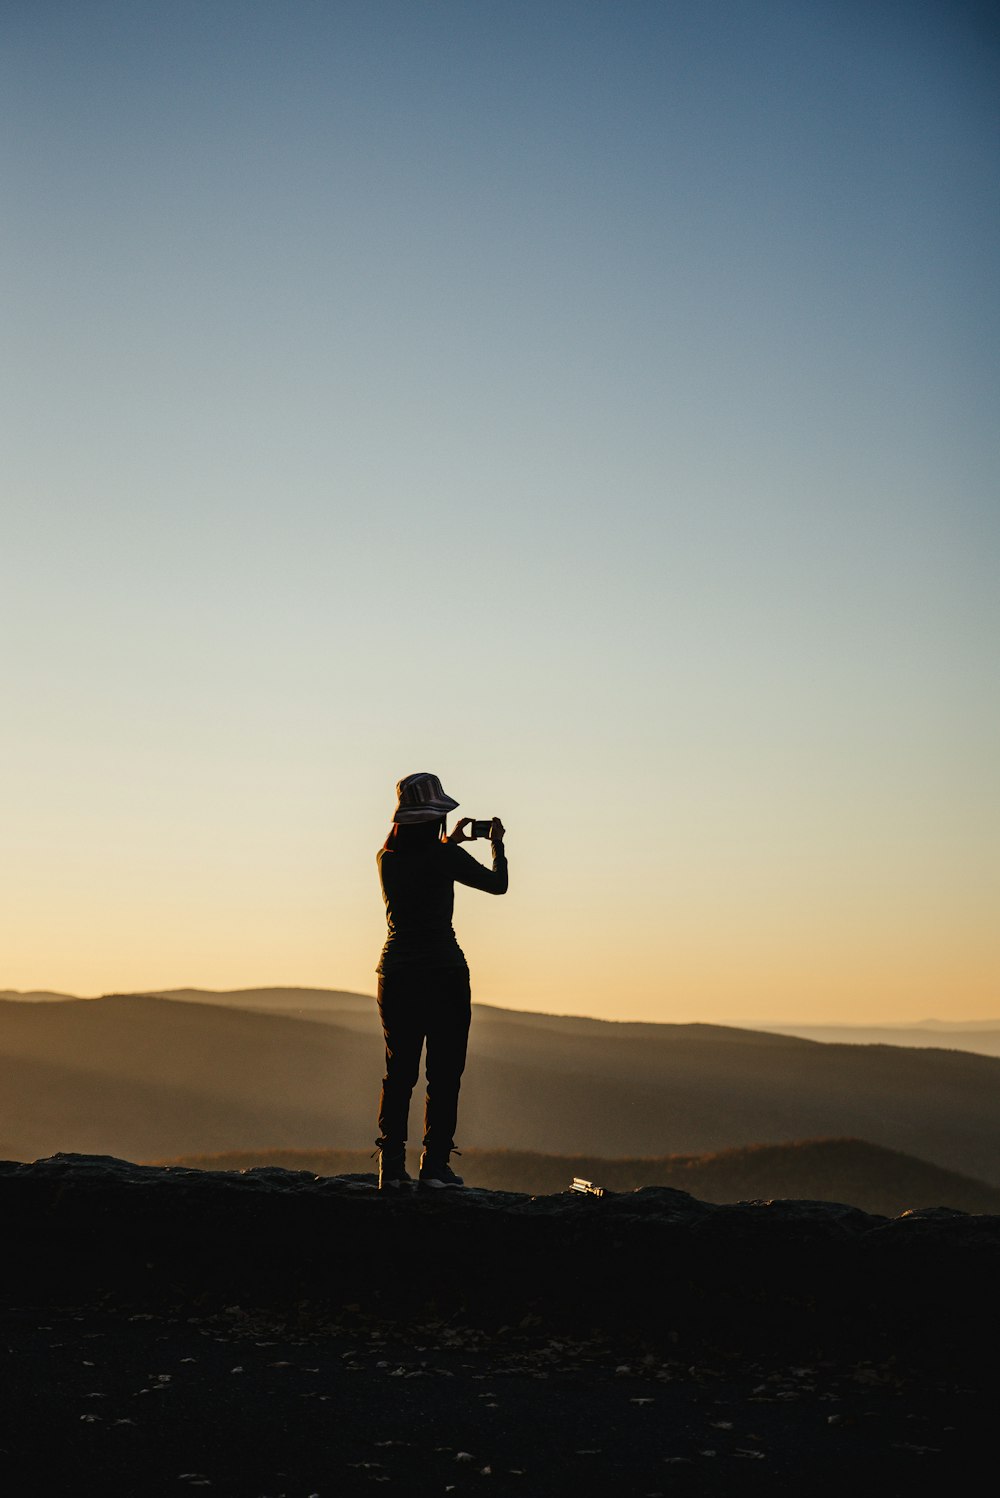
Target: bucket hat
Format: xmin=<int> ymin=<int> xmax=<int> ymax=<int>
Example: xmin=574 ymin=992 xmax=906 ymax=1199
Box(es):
xmin=393 ymin=771 xmax=460 ymax=824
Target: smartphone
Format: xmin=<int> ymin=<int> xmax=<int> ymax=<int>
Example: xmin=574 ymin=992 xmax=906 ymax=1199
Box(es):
xmin=469 ymin=819 xmax=493 ymax=840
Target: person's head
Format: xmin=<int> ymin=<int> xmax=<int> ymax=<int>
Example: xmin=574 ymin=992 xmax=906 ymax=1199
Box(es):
xmin=383 ymin=771 xmax=458 ymax=851
xmin=383 ymin=817 xmax=446 ymax=852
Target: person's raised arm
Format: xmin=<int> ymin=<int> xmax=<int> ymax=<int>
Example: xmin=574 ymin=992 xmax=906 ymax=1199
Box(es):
xmin=447 ymin=817 xmax=508 ymax=894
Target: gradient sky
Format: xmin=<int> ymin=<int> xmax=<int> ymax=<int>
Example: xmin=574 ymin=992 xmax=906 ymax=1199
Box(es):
xmin=3 ymin=1 xmax=997 ymax=1022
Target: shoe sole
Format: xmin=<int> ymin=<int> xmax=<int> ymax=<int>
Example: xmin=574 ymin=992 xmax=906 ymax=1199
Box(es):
xmin=418 ymin=1179 xmax=464 ymax=1189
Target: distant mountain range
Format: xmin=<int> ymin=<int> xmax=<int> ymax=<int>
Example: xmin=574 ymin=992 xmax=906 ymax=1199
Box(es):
xmin=6 ymin=986 xmax=1000 ymax=1052
xmin=3 ymin=987 xmax=1000 ymax=1191
xmin=760 ymin=1021 xmax=1000 ymax=1057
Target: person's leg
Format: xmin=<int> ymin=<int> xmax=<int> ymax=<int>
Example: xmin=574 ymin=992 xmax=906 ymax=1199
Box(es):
xmin=421 ymin=966 xmax=472 ymax=1157
xmin=376 ymin=972 xmax=426 ymax=1148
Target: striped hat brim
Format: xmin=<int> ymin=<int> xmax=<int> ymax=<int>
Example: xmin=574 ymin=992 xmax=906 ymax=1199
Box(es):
xmin=393 ymin=772 xmax=460 ymax=824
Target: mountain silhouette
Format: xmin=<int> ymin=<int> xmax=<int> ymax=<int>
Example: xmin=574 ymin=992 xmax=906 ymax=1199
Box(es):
xmin=3 ymin=990 xmax=1000 ymax=1184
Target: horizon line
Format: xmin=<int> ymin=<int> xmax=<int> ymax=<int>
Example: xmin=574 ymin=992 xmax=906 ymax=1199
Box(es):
xmin=2 ymin=985 xmax=999 ymax=1031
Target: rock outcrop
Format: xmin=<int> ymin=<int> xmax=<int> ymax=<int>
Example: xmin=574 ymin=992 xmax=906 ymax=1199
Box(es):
xmin=3 ymin=1154 xmax=996 ymax=1364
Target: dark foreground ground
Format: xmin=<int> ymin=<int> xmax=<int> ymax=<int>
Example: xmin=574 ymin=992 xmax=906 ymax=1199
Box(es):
xmin=2 ymin=1296 xmax=990 ymax=1496
xmin=1 ymin=1155 xmax=996 ymax=1495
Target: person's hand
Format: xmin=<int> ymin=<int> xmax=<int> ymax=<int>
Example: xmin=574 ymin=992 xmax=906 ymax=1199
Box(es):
xmin=448 ymin=817 xmax=472 ymax=843
xmin=491 ymin=817 xmax=506 ymax=843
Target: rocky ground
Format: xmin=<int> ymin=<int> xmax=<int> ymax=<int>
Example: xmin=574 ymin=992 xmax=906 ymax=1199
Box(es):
xmin=2 ymin=1296 xmax=988 ymax=1496
xmin=0 ymin=1155 xmax=995 ymax=1494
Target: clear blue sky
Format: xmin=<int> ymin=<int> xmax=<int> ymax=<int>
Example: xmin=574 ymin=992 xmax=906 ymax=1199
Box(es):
xmin=2 ymin=1 xmax=997 ymax=1020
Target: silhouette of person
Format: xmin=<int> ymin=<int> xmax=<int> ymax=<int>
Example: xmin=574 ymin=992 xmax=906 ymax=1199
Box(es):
xmin=374 ymin=772 xmax=508 ymax=1189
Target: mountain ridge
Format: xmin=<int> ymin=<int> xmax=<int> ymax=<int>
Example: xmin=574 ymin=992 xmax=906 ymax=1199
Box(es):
xmin=5 ymin=983 xmax=1000 ymax=1038
xmin=4 ymin=992 xmax=1000 ymax=1184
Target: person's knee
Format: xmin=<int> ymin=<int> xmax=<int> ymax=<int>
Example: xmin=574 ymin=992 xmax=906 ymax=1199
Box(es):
xmin=384 ymin=1056 xmax=420 ymax=1090
xmin=425 ymin=1053 xmax=467 ymax=1085
xmin=425 ymin=1030 xmax=470 ymax=1080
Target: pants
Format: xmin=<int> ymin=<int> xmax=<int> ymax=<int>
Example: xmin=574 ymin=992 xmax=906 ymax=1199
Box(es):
xmin=376 ymin=966 xmax=472 ymax=1154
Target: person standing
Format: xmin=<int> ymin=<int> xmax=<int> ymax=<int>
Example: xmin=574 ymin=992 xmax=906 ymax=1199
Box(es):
xmin=374 ymin=772 xmax=508 ymax=1189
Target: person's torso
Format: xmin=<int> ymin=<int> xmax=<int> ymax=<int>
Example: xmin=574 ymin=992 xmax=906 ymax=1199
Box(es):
xmin=376 ymin=844 xmax=467 ymax=971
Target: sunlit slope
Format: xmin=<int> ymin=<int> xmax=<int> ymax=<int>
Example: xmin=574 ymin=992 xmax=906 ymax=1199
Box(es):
xmin=0 ymin=1051 xmax=323 ymax=1163
xmin=760 ymin=1022 xmax=1000 ymax=1057
xmin=0 ymin=990 xmax=82 ymax=1003
xmin=461 ymin=1036 xmax=1000 ymax=1184
xmin=0 ymin=995 xmax=373 ymax=1160
xmin=146 ymin=990 xmax=1000 ymax=1056
xmin=3 ymin=993 xmax=1000 ymax=1183
xmin=145 ymin=987 xmax=375 ymax=1015
xmin=152 ymin=1138 xmax=1000 ymax=1216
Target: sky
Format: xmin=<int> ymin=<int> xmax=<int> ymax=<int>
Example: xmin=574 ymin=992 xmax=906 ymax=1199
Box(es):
xmin=2 ymin=1 xmax=997 ymax=1024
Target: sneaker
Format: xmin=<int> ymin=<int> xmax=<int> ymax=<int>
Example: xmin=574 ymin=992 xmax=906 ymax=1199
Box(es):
xmin=374 ymin=1141 xmax=412 ymax=1191
xmin=418 ymin=1151 xmax=465 ymax=1189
